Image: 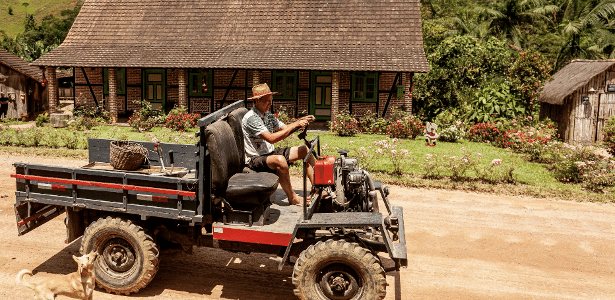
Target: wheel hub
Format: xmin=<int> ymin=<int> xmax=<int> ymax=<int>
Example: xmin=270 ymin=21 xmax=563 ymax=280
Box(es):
xmin=102 ymin=238 xmax=135 ymax=272
xmin=318 ymin=264 xmax=360 ymax=300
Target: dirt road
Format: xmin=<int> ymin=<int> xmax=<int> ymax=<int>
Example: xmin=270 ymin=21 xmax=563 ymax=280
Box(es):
xmin=0 ymin=154 xmax=614 ymax=299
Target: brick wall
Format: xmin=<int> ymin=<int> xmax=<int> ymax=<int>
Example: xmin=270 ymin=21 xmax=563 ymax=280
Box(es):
xmin=71 ymin=67 xmax=412 ymax=120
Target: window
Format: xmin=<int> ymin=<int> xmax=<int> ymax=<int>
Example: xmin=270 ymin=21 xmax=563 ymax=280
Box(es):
xmin=103 ymin=68 xmax=126 ymax=95
xmin=351 ymin=72 xmax=378 ymax=102
xmin=272 ymin=70 xmax=297 ymax=100
xmin=189 ymin=69 xmax=212 ymax=97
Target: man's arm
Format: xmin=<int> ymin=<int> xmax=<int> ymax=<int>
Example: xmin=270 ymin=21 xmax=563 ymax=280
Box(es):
xmin=260 ymin=115 xmax=314 ymax=144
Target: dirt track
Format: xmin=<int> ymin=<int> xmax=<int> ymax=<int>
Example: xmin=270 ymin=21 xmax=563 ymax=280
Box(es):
xmin=0 ymin=154 xmax=614 ymax=299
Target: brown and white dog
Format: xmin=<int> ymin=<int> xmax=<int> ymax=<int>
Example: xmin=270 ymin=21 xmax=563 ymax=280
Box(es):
xmin=16 ymin=251 xmax=98 ymax=300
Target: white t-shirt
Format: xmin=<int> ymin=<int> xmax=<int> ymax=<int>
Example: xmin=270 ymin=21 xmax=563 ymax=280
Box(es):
xmin=242 ymin=106 xmax=285 ymax=164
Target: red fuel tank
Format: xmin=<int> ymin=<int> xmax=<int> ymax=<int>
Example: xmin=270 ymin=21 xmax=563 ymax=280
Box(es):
xmin=314 ymin=155 xmax=336 ymax=186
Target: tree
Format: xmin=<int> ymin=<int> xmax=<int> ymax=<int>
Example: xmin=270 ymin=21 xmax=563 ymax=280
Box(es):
xmin=474 ymin=0 xmax=558 ymax=48
xmin=554 ymin=0 xmax=615 ymax=69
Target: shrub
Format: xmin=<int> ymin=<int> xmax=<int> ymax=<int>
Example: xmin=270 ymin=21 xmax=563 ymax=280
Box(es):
xmin=165 ymin=106 xmax=200 ymax=131
xmin=604 ymin=116 xmax=615 ymax=155
xmin=128 ymin=100 xmax=166 ymax=132
xmin=438 ymin=124 xmax=465 ymax=143
xmin=373 ymin=138 xmax=411 ymax=175
xmin=357 ymin=110 xmax=378 ymax=133
xmin=493 ymin=118 xmax=558 ymax=161
xmin=69 ymin=116 xmax=99 ymax=131
xmin=467 ymin=123 xmax=499 ymax=143
xmin=329 ymin=111 xmax=359 ymax=137
xmin=73 ymin=105 xmax=111 ymax=123
xmin=385 ymin=115 xmax=424 ymax=139
xmin=552 ymin=146 xmax=604 ymax=183
xmin=35 ymin=112 xmax=49 ymax=127
xmin=274 ymin=106 xmax=295 ymax=124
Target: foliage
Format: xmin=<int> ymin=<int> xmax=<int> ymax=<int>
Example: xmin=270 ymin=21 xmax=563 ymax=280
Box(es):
xmin=164 ymin=106 xmax=200 ymax=131
xmin=1 ymin=4 xmax=81 ymax=62
xmin=69 ymin=116 xmax=99 ymax=131
xmin=467 ymin=123 xmax=500 ymax=143
xmin=508 ymin=50 xmax=552 ymax=116
xmin=438 ymin=124 xmax=466 ymax=143
xmin=414 ymin=36 xmax=514 ymax=121
xmin=72 ymin=105 xmax=111 ymax=124
xmin=604 ymin=116 xmax=615 ymax=155
xmin=552 ymin=145 xmax=615 ymax=190
xmin=385 ymin=116 xmax=425 ymax=139
xmin=493 ymin=118 xmax=558 ymax=161
xmin=466 ymin=82 xmax=525 ymax=123
xmin=35 ymin=112 xmax=49 ymax=127
xmin=329 ymin=110 xmax=359 ymax=137
xmin=274 ymin=106 xmax=295 ymax=124
xmin=373 ymin=138 xmax=411 ymax=175
xmin=127 ymin=100 xmax=165 ymax=132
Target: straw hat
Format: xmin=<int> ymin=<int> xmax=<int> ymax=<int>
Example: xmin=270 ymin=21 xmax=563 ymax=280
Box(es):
xmin=248 ymin=83 xmax=278 ymax=100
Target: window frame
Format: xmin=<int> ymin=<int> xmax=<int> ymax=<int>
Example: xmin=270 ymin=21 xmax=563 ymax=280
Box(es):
xmin=272 ymin=70 xmax=298 ymax=100
xmin=351 ymin=72 xmax=378 ymax=103
xmin=188 ymin=68 xmax=213 ymax=97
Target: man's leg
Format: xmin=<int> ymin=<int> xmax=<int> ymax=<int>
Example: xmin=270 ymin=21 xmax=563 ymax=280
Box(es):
xmin=266 ymin=154 xmax=305 ymax=206
xmin=289 ymin=145 xmax=315 ymax=186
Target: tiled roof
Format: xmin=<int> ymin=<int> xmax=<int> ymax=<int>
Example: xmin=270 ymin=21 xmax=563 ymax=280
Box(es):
xmin=0 ymin=49 xmax=43 ymax=82
xmin=33 ymin=0 xmax=429 ymax=73
xmin=538 ymin=60 xmax=615 ymax=105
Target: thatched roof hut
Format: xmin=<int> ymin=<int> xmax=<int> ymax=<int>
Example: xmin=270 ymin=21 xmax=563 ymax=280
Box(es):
xmin=539 ymin=60 xmax=615 ymax=144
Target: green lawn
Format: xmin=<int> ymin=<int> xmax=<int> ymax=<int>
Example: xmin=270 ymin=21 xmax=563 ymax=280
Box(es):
xmin=1 ymin=125 xmax=612 ymax=203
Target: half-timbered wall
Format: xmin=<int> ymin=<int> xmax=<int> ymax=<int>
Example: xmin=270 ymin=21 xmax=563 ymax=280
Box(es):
xmin=74 ymin=68 xmax=413 ymax=120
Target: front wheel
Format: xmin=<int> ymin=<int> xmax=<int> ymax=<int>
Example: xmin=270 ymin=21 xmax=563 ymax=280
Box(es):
xmin=292 ymin=239 xmax=386 ymax=300
xmin=80 ymin=216 xmax=159 ymax=295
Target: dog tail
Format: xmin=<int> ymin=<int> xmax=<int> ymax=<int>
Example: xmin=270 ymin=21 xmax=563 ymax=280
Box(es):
xmin=16 ymin=269 xmax=36 ymax=290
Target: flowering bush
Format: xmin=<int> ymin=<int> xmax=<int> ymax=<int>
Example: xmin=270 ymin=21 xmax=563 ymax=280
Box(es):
xmin=329 ymin=111 xmax=359 ymax=137
xmin=467 ymin=123 xmax=499 ymax=143
xmin=274 ymin=106 xmax=296 ymax=125
xmin=373 ymin=138 xmax=410 ymax=175
xmin=438 ymin=124 xmax=466 ymax=143
xmin=128 ymin=100 xmax=166 ymax=132
xmin=604 ymin=116 xmax=615 ymax=155
xmin=73 ymin=105 xmax=112 ymax=124
xmin=493 ymin=119 xmax=558 ymax=161
xmin=552 ymin=146 xmax=614 ymax=189
xmin=420 ymin=148 xmax=516 ymax=183
xmin=508 ymin=50 xmax=552 ymax=116
xmin=385 ymin=115 xmax=425 ymax=139
xmin=165 ymin=106 xmax=200 ymax=132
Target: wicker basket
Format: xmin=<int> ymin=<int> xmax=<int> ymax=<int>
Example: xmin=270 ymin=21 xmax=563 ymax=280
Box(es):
xmin=109 ymin=140 xmax=148 ymax=171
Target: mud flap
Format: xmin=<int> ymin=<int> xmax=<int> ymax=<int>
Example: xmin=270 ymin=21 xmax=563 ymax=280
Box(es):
xmin=14 ymin=201 xmax=64 ymax=236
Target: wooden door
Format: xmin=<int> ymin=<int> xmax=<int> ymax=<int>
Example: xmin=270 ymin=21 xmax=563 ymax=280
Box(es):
xmin=596 ymin=93 xmax=615 ymax=142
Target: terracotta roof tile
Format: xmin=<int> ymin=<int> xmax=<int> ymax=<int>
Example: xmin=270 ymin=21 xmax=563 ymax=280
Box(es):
xmin=33 ymin=0 xmax=428 ymax=72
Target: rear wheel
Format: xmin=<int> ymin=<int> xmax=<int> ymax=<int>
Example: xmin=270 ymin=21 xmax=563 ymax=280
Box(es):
xmin=80 ymin=216 xmax=159 ymax=295
xmin=292 ymin=239 xmax=386 ymax=300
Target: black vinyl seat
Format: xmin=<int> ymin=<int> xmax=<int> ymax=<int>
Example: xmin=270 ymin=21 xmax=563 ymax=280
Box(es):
xmin=204 ymin=119 xmax=278 ymax=209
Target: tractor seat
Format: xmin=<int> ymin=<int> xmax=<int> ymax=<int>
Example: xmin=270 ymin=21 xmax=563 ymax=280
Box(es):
xmin=204 ymin=119 xmax=278 ymax=208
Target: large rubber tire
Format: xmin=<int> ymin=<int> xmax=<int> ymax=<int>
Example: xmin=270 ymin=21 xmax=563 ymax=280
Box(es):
xmin=292 ymin=239 xmax=387 ymax=300
xmin=80 ymin=216 xmax=159 ymax=295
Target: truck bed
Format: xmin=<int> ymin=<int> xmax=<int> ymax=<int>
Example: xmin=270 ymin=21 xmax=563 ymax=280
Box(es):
xmin=13 ymin=139 xmax=203 ymax=236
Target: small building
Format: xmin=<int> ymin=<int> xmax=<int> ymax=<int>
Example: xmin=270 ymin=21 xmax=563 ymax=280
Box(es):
xmin=0 ymin=49 xmax=47 ymax=119
xmin=31 ymin=0 xmax=429 ymax=122
xmin=539 ymin=60 xmax=615 ymax=144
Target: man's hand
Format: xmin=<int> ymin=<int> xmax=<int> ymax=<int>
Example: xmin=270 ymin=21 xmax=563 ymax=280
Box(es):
xmin=295 ymin=115 xmax=315 ymax=129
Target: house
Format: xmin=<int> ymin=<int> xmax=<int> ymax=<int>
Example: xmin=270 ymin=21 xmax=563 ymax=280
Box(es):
xmin=539 ymin=60 xmax=615 ymax=144
xmin=0 ymin=49 xmax=47 ymax=119
xmin=31 ymin=0 xmax=429 ymax=123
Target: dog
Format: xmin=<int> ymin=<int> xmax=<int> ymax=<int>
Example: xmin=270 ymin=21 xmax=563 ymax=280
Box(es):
xmin=16 ymin=251 xmax=98 ymax=300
